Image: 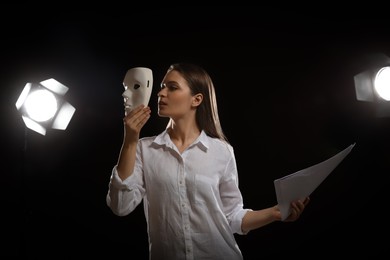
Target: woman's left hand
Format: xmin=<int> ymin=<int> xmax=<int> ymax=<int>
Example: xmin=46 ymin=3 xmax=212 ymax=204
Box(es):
xmin=284 ymin=197 xmax=310 ymax=222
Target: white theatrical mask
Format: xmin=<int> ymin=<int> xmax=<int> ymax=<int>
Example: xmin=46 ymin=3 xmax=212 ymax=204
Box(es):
xmin=122 ymin=67 xmax=153 ymax=115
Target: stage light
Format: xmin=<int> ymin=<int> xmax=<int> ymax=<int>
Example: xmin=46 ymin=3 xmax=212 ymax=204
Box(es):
xmin=354 ymin=53 xmax=390 ymax=117
xmin=373 ymin=67 xmax=390 ymax=101
xmin=354 ymin=65 xmax=390 ymax=102
xmin=15 ymin=78 xmax=76 ymax=135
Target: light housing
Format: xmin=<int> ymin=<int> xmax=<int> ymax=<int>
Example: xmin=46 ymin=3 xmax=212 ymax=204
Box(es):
xmin=354 ymin=53 xmax=390 ymax=117
xmin=15 ymin=78 xmax=76 ymax=135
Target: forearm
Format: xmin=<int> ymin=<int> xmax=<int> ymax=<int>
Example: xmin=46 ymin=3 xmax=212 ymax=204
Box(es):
xmin=241 ymin=205 xmax=280 ymax=233
xmin=116 ymin=141 xmax=137 ymax=181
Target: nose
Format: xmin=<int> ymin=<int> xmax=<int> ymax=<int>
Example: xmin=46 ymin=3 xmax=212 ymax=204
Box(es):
xmin=122 ymin=89 xmax=131 ymax=99
xmin=157 ymin=88 xmax=166 ymax=97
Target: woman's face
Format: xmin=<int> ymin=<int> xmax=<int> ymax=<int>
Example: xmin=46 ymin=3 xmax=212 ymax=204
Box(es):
xmin=158 ymin=70 xmax=194 ymax=119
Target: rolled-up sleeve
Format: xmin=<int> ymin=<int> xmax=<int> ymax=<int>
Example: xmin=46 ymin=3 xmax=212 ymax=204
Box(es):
xmin=106 ymin=165 xmax=145 ymax=216
xmin=219 ymin=150 xmax=252 ymax=235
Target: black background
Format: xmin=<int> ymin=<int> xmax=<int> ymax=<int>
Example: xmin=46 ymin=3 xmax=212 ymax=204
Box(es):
xmin=1 ymin=5 xmax=389 ymax=258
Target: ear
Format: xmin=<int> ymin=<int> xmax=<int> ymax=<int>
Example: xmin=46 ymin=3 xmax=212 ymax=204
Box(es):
xmin=192 ymin=93 xmax=203 ymax=107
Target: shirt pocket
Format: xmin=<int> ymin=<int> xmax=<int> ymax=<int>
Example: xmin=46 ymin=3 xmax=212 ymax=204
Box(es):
xmin=194 ymin=174 xmax=217 ymax=205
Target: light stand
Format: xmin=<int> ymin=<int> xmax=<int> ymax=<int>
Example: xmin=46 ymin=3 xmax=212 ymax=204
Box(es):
xmin=15 ymin=78 xmax=76 ymax=257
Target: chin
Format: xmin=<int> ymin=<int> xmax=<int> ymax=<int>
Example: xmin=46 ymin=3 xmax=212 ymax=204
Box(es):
xmin=158 ymin=114 xmax=169 ymax=118
xmin=157 ymin=110 xmax=169 ymax=117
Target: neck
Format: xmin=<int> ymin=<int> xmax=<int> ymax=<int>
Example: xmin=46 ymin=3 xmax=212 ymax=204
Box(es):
xmin=167 ymin=119 xmax=201 ymax=151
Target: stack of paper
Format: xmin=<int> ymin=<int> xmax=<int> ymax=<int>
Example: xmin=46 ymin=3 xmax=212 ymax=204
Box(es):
xmin=274 ymin=143 xmax=356 ymax=220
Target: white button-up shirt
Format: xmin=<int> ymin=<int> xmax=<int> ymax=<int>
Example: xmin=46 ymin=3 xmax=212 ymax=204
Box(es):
xmin=106 ymin=130 xmax=251 ymax=260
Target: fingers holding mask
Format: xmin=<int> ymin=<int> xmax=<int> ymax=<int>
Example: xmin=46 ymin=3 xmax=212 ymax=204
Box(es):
xmin=123 ymin=105 xmax=151 ymax=132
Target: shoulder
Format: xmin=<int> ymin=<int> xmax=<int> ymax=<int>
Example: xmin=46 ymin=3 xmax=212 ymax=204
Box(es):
xmin=138 ymin=135 xmax=158 ymax=146
xmin=139 ymin=135 xmax=157 ymax=142
xmin=204 ymin=135 xmax=235 ymax=156
xmin=138 ymin=130 xmax=167 ymax=147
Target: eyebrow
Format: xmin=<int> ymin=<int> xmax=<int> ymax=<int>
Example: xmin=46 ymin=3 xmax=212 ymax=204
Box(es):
xmin=161 ymin=80 xmax=179 ymax=87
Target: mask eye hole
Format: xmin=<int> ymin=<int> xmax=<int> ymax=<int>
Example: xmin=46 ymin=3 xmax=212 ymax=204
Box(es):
xmin=134 ymin=84 xmax=141 ymax=90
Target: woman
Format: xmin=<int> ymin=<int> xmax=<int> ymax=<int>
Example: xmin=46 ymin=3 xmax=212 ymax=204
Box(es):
xmin=106 ymin=63 xmax=309 ymax=259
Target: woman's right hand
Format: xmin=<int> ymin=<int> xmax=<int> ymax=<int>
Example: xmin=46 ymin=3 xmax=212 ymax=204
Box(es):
xmin=123 ymin=105 xmax=151 ymax=144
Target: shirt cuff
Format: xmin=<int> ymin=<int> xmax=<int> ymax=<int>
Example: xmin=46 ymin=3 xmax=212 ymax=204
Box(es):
xmin=233 ymin=208 xmax=253 ymax=235
xmin=110 ymin=165 xmax=137 ymax=190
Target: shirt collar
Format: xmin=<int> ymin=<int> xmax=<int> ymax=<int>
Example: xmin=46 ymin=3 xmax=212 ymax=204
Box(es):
xmin=153 ymin=129 xmax=209 ymax=152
